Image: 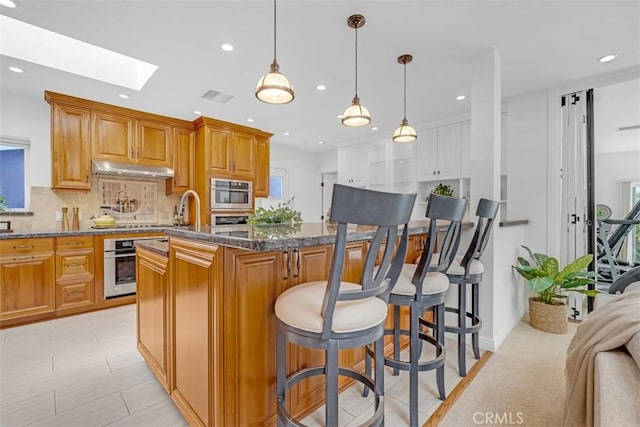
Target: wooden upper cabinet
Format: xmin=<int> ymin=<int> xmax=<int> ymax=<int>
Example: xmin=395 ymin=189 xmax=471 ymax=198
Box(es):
xmin=204 ymin=127 xmax=231 ymax=173
xmin=50 ymin=102 xmax=91 ymax=190
xmin=254 ymin=137 xmax=270 ymax=198
xmin=92 ymin=111 xmax=135 ymax=162
xmin=231 ymin=131 xmax=256 ymax=178
xmin=136 ymin=120 xmax=172 ymax=167
xmin=167 ymin=127 xmax=195 ymax=195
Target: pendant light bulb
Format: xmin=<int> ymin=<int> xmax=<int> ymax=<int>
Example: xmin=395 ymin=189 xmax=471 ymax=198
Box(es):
xmin=256 ymin=0 xmax=294 ymax=104
xmin=342 ymin=14 xmax=371 ymax=127
xmin=393 ymin=54 xmax=417 ymax=142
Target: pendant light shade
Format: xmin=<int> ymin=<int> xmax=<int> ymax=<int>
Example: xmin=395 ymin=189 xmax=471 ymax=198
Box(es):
xmin=256 ymin=0 xmax=294 ymax=104
xmin=393 ymin=54 xmax=417 ymax=142
xmin=342 ymin=15 xmax=371 ymax=127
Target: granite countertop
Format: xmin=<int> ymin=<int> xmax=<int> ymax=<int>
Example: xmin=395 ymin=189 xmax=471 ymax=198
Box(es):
xmin=135 ymin=238 xmax=169 ymax=257
xmin=0 ymin=226 xmax=170 ymax=240
xmin=163 ymin=220 xmax=474 ymax=252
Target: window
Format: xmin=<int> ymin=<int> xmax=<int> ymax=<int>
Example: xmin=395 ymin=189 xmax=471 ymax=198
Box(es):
xmin=0 ymin=136 xmax=30 ymax=211
xmin=269 ymin=168 xmax=289 ymax=201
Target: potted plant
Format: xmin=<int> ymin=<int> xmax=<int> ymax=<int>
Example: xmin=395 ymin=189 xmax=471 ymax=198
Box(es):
xmin=248 ymin=197 xmax=302 ymax=225
xmin=433 ymin=183 xmax=454 ymax=197
xmin=513 ymin=245 xmax=598 ymax=334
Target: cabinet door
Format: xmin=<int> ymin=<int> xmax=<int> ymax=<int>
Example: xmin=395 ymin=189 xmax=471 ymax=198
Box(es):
xmin=171 ymin=239 xmax=221 ymax=427
xmin=167 ymin=127 xmax=194 ymax=195
xmin=416 ymin=128 xmax=438 ymax=181
xmin=231 ymin=131 xmax=256 ymax=178
xmin=92 ymin=111 xmax=134 ymax=162
xmin=51 ymin=103 xmax=91 ymax=190
xmin=56 ymin=280 xmax=94 ymax=312
xmin=437 ymin=123 xmax=461 ymax=179
xmin=136 ymin=120 xmax=172 ymax=167
xmin=338 ymin=144 xmax=367 ymax=187
xmin=254 ymin=137 xmax=270 ymax=198
xmin=223 ymin=249 xmax=286 ymax=426
xmin=137 ymin=247 xmax=169 ymax=391
xmin=460 ymin=121 xmax=471 ymax=178
xmin=0 ymin=253 xmax=55 ymax=321
xmin=204 ymin=127 xmax=232 ymax=173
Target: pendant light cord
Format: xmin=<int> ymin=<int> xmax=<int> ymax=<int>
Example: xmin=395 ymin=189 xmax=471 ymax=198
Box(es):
xmin=273 ymin=0 xmax=277 ymax=63
xmin=354 ymin=23 xmax=358 ymax=97
xmin=403 ymin=61 xmax=407 ymax=120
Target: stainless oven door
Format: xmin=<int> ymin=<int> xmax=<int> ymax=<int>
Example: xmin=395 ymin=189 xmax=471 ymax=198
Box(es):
xmin=104 ymin=251 xmax=137 ymax=298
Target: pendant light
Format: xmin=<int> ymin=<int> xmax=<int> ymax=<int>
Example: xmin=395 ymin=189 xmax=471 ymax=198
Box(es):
xmin=341 ymin=14 xmax=371 ymax=127
xmin=393 ymin=54 xmax=417 ymax=142
xmin=255 ymin=0 xmax=294 ymax=104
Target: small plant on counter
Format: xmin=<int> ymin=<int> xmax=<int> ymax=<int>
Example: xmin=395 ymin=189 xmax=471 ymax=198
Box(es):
xmin=0 ymin=193 xmax=8 ymax=212
xmin=432 ymin=183 xmax=454 ymax=197
xmin=248 ymin=197 xmax=302 ymax=225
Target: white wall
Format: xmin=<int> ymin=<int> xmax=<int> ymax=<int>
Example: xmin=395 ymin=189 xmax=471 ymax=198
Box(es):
xmin=505 ymin=90 xmax=550 ymax=253
xmin=595 ymin=151 xmax=640 ymax=217
xmin=270 ymin=142 xmax=323 ymax=223
xmin=0 ymin=92 xmax=51 ymax=187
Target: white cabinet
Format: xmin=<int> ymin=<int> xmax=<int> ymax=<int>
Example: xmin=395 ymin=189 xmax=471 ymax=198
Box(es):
xmin=460 ymin=121 xmax=471 ymax=178
xmin=368 ymin=140 xmax=388 ymax=191
xmin=338 ymin=143 xmax=367 ymax=187
xmin=416 ymin=123 xmax=461 ymax=181
xmin=392 ymin=139 xmax=416 ymax=193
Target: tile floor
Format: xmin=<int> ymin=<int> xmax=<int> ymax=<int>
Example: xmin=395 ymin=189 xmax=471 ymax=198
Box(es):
xmin=0 ymin=305 xmax=480 ymax=427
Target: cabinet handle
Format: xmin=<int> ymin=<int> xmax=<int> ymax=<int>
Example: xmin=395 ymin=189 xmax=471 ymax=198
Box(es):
xmin=438 ymin=170 xmax=441 ymax=174
xmin=66 ymin=290 xmax=83 ymax=296
xmin=131 ymin=146 xmax=135 ymax=158
xmin=66 ymin=263 xmax=85 ymax=268
xmin=433 ymin=171 xmax=436 ymax=175
xmin=293 ymin=248 xmax=300 ymax=279
xmin=136 ymin=147 xmax=140 ymax=159
xmin=13 ymin=256 xmax=35 ymax=261
xmin=86 ymin=171 xmax=89 ymax=183
xmin=283 ymin=250 xmax=290 ymax=280
xmin=13 ymin=244 xmax=34 ymax=249
xmin=66 ymin=241 xmax=83 ymax=246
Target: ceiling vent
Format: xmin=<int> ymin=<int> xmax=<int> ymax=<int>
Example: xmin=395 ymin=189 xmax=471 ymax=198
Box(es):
xmin=202 ymin=89 xmax=233 ymax=103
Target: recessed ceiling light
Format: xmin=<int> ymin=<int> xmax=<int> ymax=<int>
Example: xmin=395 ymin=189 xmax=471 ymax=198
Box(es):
xmin=8 ymin=66 xmax=23 ymax=73
xmin=316 ymin=84 xmax=326 ymax=91
xmin=0 ymin=0 xmax=17 ymax=8
xmin=456 ymin=95 xmax=466 ymax=101
xmin=193 ymin=110 xmax=202 ymax=115
xmin=118 ymin=94 xmax=129 ymax=99
xmin=372 ymin=127 xmax=378 ymax=131
xmin=597 ymin=54 xmax=617 ymax=63
xmin=284 ymin=132 xmax=290 ymax=136
xmin=337 ymin=114 xmax=343 ymax=119
xmin=220 ymin=43 xmax=234 ymax=52
xmin=317 ymin=140 xmax=325 ymax=144
xmin=247 ymin=118 xmax=254 ymax=123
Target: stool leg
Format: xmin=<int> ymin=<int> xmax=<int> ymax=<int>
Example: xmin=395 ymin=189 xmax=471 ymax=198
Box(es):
xmin=472 ymin=282 xmax=480 ymax=359
xmin=326 ymin=340 xmax=339 ymax=427
xmin=276 ymin=326 xmax=286 ymax=427
xmin=375 ymin=335 xmax=385 ymax=406
xmin=436 ymin=303 xmax=446 ymax=400
xmin=362 ymin=350 xmax=371 ymax=397
xmin=409 ymin=304 xmax=419 ymax=427
xmin=458 ymin=282 xmax=467 ymax=377
xmin=393 ymin=305 xmax=401 ymax=376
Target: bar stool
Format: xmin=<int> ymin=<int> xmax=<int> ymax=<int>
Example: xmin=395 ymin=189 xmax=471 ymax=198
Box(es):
xmin=274 ymin=184 xmax=416 ymax=426
xmin=444 ymin=198 xmax=500 ymax=377
xmin=365 ymin=194 xmax=467 ymax=427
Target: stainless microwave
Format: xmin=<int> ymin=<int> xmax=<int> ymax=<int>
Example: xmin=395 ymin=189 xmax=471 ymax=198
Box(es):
xmin=210 ymin=178 xmax=253 ymax=210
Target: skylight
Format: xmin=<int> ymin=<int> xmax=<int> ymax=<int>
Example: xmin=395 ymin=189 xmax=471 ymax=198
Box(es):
xmin=0 ymin=15 xmax=158 ymax=91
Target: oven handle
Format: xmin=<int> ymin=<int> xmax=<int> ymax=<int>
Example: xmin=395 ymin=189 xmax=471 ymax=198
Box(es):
xmin=104 ymin=252 xmax=136 ymax=259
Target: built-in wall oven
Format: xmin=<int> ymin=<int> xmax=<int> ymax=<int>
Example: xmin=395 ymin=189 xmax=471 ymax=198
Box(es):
xmin=210 ymin=178 xmax=253 ymax=210
xmin=103 ymin=237 xmax=157 ymax=299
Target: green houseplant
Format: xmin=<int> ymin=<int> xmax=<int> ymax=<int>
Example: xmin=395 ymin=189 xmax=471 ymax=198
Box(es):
xmin=248 ymin=197 xmax=302 ymax=225
xmin=432 ymin=183 xmax=454 ymax=197
xmin=513 ymin=245 xmax=598 ymax=333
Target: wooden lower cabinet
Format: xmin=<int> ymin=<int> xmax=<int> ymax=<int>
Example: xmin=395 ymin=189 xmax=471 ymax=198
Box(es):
xmin=0 ymin=238 xmax=56 ymax=326
xmin=55 ymin=235 xmax=95 ymax=315
xmin=169 ymin=238 xmax=223 ymax=427
xmin=136 ymin=246 xmax=170 ymax=392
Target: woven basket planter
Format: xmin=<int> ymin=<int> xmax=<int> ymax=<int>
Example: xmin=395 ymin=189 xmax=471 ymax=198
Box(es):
xmin=529 ymin=297 xmax=568 ymax=334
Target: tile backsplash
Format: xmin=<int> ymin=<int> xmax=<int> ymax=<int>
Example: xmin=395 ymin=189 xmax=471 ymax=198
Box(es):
xmin=10 ymin=177 xmax=182 ymax=231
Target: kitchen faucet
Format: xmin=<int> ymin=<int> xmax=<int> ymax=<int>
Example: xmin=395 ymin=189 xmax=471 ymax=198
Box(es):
xmin=178 ymin=189 xmax=201 ymax=230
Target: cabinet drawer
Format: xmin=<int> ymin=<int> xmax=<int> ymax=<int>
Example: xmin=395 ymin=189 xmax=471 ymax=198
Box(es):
xmin=56 ymin=250 xmax=94 ymax=281
xmin=0 ymin=238 xmax=54 ymax=256
xmin=56 ymin=235 xmax=94 ymax=251
xmin=57 ymin=281 xmax=94 ymax=310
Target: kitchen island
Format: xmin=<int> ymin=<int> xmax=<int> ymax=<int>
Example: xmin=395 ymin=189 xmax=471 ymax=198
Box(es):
xmin=135 ymin=221 xmax=443 ymax=427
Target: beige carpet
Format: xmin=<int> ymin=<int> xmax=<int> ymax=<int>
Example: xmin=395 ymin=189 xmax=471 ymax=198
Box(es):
xmin=438 ymin=320 xmax=577 ymax=427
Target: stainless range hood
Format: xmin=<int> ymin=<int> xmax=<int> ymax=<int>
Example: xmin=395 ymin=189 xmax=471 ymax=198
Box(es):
xmin=92 ymin=160 xmax=174 ymax=179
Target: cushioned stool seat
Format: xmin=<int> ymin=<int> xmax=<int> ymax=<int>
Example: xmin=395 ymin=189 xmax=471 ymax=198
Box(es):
xmin=392 ymin=265 xmax=450 ymax=296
